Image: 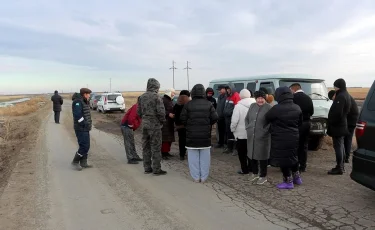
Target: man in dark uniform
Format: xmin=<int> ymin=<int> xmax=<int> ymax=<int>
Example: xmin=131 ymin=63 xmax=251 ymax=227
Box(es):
xmin=51 ymin=90 xmax=63 ymax=124
xmin=71 ymin=88 xmax=93 ymax=171
xmin=290 ymin=83 xmax=314 ymax=172
xmin=215 ymin=85 xmax=227 ymax=148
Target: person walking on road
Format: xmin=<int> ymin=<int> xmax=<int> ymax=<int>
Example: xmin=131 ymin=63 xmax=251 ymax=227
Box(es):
xmin=51 ymin=90 xmax=63 ymax=124
xmin=215 ymin=85 xmax=227 ymax=148
xmin=327 ymin=79 xmax=352 ymax=175
xmin=223 ymin=83 xmax=241 ymax=155
xmin=206 ymin=87 xmax=217 ymax=109
xmin=266 ymin=87 xmax=303 ymax=189
xmin=121 ymin=100 xmax=143 ymax=164
xmin=161 ymin=88 xmax=176 ymax=160
xmin=173 ymin=90 xmax=191 ymax=161
xmin=180 ymin=84 xmax=218 ymax=183
xmin=230 ymin=89 xmax=255 ymax=175
xmin=246 ymin=91 xmax=272 ymax=185
xmin=137 ymin=78 xmax=167 ymax=176
xmin=290 ymin=83 xmax=314 ymax=172
xmin=71 ymin=88 xmax=93 ymax=171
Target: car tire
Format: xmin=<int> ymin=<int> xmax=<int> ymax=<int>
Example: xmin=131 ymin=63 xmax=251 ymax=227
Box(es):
xmin=308 ymin=136 xmax=324 ymax=151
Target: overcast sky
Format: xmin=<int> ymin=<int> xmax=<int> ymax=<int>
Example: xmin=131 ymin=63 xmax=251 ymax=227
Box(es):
xmin=1 ymin=0 xmax=375 ymax=94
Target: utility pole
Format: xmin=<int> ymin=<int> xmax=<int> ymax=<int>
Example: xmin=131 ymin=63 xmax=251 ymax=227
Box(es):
xmin=110 ymin=78 xmax=112 ymax=92
xmin=183 ymin=61 xmax=191 ymax=90
xmin=169 ymin=60 xmax=177 ymax=89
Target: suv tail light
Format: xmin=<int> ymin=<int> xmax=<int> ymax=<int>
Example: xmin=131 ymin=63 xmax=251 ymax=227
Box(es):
xmin=104 ymin=97 xmax=107 ymax=105
xmin=355 ymin=121 xmax=367 ymax=138
xmin=94 ymin=99 xmax=97 ymax=103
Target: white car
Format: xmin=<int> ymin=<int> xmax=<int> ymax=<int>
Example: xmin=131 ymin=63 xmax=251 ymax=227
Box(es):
xmin=97 ymin=92 xmax=125 ymax=113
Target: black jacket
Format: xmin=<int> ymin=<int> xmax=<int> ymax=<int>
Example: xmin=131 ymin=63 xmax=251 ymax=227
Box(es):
xmin=293 ymin=91 xmax=314 ymax=121
xmin=173 ymin=95 xmax=190 ymax=128
xmin=180 ymin=84 xmax=219 ymax=148
xmin=216 ymin=93 xmax=227 ymax=119
xmin=327 ymin=88 xmax=351 ymax=137
xmin=51 ymin=93 xmax=63 ymax=112
xmin=72 ymin=93 xmax=92 ymax=132
xmin=347 ymin=95 xmax=359 ymax=129
xmin=266 ymin=87 xmax=302 ymax=168
xmin=206 ymin=87 xmax=217 ymax=109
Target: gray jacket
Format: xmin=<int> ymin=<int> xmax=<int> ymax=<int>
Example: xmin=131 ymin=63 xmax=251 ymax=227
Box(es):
xmin=246 ymin=103 xmax=271 ymax=160
xmin=216 ymin=93 xmax=226 ymax=119
xmin=137 ymin=78 xmax=166 ymax=130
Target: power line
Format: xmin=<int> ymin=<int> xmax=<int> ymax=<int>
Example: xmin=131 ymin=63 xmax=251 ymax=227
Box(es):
xmin=169 ymin=60 xmax=177 ymax=89
xmin=183 ymin=61 xmax=192 ymax=90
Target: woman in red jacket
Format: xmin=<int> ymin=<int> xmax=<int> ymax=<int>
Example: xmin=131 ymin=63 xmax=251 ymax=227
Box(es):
xmin=121 ymin=101 xmax=143 ymax=164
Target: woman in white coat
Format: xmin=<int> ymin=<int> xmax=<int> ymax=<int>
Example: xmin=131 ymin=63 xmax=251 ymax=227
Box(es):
xmin=231 ymin=89 xmax=256 ymax=174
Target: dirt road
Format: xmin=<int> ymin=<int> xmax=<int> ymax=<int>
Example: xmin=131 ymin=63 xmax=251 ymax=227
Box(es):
xmin=0 ymin=105 xmax=295 ymax=230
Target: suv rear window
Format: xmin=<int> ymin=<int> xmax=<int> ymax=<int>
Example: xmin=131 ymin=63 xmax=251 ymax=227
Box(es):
xmin=107 ymin=94 xmax=121 ymax=100
xmin=368 ymin=89 xmax=375 ymax=111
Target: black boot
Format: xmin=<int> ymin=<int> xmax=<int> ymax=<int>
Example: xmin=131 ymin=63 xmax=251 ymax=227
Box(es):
xmin=223 ymin=140 xmax=234 ymax=154
xmin=328 ymin=166 xmax=344 ymax=175
xmin=71 ymin=152 xmax=82 ymax=171
xmin=162 ymin=152 xmax=169 ymax=160
xmin=80 ymin=155 xmax=93 ymax=168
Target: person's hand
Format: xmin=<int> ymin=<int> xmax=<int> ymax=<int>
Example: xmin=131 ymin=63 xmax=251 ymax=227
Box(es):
xmin=169 ymin=113 xmax=175 ymax=118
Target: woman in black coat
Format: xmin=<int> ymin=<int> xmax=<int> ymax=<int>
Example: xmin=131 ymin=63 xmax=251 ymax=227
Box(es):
xmin=266 ymin=87 xmax=302 ymax=190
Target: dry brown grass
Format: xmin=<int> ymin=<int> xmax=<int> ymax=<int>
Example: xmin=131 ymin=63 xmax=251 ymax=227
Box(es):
xmin=0 ymin=95 xmax=28 ymax=103
xmin=0 ymin=97 xmax=47 ymax=116
xmin=329 ymin=88 xmax=370 ymax=100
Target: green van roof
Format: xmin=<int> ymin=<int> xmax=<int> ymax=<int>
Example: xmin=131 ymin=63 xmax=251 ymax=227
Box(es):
xmin=209 ymin=74 xmax=324 ymax=83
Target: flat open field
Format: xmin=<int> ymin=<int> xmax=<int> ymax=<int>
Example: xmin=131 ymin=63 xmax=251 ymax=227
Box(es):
xmin=0 ymin=95 xmax=29 ymax=103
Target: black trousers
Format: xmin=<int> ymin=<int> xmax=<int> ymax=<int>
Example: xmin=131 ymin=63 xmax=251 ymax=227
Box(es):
xmin=54 ymin=111 xmax=61 ymax=123
xmin=251 ymin=159 xmax=268 ymax=177
xmin=298 ymin=121 xmax=311 ymax=169
xmin=177 ymin=128 xmax=187 ymax=157
xmin=225 ymin=117 xmax=235 ymax=150
xmin=333 ymin=136 xmax=345 ymax=168
xmin=281 ymin=164 xmax=299 ymax=178
xmin=236 ymin=139 xmax=252 ymax=174
xmin=217 ymin=119 xmax=226 ymax=145
xmin=344 ymin=126 xmax=355 ymax=159
xmin=75 ymin=131 xmax=90 ymax=157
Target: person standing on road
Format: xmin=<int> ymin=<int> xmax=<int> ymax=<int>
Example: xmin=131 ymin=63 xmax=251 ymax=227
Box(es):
xmin=173 ymin=90 xmax=191 ymax=161
xmin=120 ymin=100 xmax=143 ymax=164
xmin=180 ymin=84 xmax=218 ymax=183
xmin=215 ymin=85 xmax=227 ymax=148
xmin=161 ymin=88 xmax=176 ymax=160
xmin=266 ymin=87 xmax=303 ymax=189
xmin=230 ymin=89 xmax=255 ymax=175
xmin=71 ymin=88 xmax=93 ymax=171
xmin=51 ymin=90 xmax=63 ymax=124
xmin=137 ymin=78 xmax=167 ymax=176
xmin=327 ymin=79 xmax=352 ymax=175
xmin=223 ymin=83 xmax=241 ymax=155
xmin=246 ymin=91 xmax=272 ymax=185
xmin=290 ymin=83 xmax=314 ymax=172
xmin=328 ymin=88 xmax=358 ymax=164
xmin=206 ymin=87 xmax=217 ymax=109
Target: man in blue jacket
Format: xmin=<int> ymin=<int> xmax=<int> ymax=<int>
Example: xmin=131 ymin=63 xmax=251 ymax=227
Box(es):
xmin=71 ymin=88 xmax=93 ymax=171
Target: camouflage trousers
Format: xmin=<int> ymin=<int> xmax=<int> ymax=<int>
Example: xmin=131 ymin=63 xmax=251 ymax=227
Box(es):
xmin=121 ymin=126 xmax=140 ymax=160
xmin=142 ymin=128 xmax=162 ymax=172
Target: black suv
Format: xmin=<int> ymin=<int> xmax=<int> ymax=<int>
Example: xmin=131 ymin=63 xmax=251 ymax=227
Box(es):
xmin=351 ymin=80 xmax=375 ymax=191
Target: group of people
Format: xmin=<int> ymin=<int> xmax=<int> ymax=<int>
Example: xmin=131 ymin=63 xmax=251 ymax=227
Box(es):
xmin=61 ymin=77 xmax=358 ymax=189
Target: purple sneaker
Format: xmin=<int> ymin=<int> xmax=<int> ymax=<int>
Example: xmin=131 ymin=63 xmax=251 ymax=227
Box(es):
xmin=293 ymin=172 xmax=303 ymax=185
xmin=276 ymin=177 xmax=294 ymax=189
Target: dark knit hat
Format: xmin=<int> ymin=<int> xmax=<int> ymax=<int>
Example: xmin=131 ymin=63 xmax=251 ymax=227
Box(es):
xmin=328 ymin=90 xmax=336 ymax=100
xmin=217 ymin=85 xmax=226 ymax=90
xmin=259 ymin=87 xmax=269 ymax=95
xmin=334 ymin=78 xmax=346 ymax=89
xmin=254 ymin=91 xmax=267 ymax=100
xmin=54 ymin=90 xmax=58 ymax=94
xmin=180 ymin=90 xmax=191 ymax=97
xmin=80 ymin=88 xmax=92 ymax=95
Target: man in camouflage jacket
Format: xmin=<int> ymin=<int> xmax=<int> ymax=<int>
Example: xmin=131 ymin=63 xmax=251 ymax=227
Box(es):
xmin=137 ymin=78 xmax=167 ymax=175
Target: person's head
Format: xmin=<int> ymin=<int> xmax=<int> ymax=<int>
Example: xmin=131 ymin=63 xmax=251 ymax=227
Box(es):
xmin=164 ymin=88 xmax=176 ymax=99
xmin=146 ymin=78 xmax=160 ymax=93
xmin=179 ymin=90 xmax=190 ymax=97
xmin=225 ymin=83 xmax=235 ymax=96
xmin=191 ymin=84 xmax=205 ymax=99
xmin=289 ymin=83 xmax=302 ymax=93
xmin=217 ymin=85 xmax=226 ymax=95
xmin=80 ymin=88 xmax=92 ymax=100
xmin=254 ymin=91 xmax=267 ymax=106
xmin=334 ymin=78 xmax=347 ymax=91
xmin=206 ymin=88 xmax=214 ymax=98
xmin=239 ymin=89 xmax=251 ymax=99
xmin=259 ymin=87 xmax=269 ymax=97
xmin=275 ymin=86 xmax=293 ymax=103
xmin=54 ymin=90 xmax=58 ymax=94
xmin=328 ymin=90 xmax=336 ymax=100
